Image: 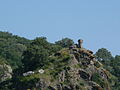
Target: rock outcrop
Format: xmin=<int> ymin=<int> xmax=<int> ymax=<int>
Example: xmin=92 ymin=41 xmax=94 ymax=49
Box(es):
xmin=22 ymin=39 xmax=112 ymax=90
xmin=0 ymin=63 xmax=12 ymax=83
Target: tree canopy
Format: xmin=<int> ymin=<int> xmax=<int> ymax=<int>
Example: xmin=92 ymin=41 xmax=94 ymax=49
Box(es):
xmin=0 ymin=31 xmax=30 ymax=69
xmin=55 ymin=38 xmax=74 ymax=48
xmin=95 ymin=48 xmax=113 ymax=61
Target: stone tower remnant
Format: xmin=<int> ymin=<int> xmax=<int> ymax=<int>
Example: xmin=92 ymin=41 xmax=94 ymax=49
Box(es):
xmin=78 ymin=39 xmax=83 ymax=48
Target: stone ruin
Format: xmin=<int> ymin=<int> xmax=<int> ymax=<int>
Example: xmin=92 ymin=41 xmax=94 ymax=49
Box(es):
xmin=69 ymin=39 xmax=83 ymax=49
xmin=69 ymin=39 xmax=84 ymax=49
xmin=69 ymin=39 xmax=95 ymax=60
xmin=78 ymin=39 xmax=83 ymax=48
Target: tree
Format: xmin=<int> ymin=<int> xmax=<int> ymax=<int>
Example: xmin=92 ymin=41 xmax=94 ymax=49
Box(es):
xmin=95 ymin=48 xmax=113 ymax=61
xmin=111 ymin=55 xmax=120 ymax=77
xmin=22 ymin=37 xmax=50 ymax=71
xmin=95 ymin=48 xmax=113 ymax=66
xmin=55 ymin=38 xmax=74 ymax=48
xmin=22 ymin=45 xmax=49 ymax=71
xmin=31 ymin=37 xmax=50 ymax=50
xmin=0 ymin=31 xmax=30 ymax=69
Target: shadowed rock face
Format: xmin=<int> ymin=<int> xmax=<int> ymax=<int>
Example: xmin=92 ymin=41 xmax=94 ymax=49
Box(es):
xmin=79 ymin=69 xmax=90 ymax=80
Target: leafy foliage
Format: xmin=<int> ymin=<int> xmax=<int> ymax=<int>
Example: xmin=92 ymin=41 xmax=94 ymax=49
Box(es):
xmin=95 ymin=48 xmax=113 ymax=61
xmin=0 ymin=31 xmax=30 ymax=69
xmin=22 ymin=37 xmax=62 ymax=71
xmin=22 ymin=45 xmax=49 ymax=71
xmin=95 ymin=48 xmax=120 ymax=90
xmin=55 ymin=38 xmax=74 ymax=48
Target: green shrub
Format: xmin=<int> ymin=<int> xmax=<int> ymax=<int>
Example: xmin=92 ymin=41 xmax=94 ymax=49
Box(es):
xmin=91 ymin=73 xmax=105 ymax=87
xmin=80 ymin=82 xmax=84 ymax=86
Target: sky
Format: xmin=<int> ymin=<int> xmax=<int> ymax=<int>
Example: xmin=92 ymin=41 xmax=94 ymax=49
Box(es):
xmin=0 ymin=0 xmax=120 ymax=56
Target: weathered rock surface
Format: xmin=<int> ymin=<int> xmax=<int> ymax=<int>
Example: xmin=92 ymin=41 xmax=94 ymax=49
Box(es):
xmin=0 ymin=63 xmax=12 ymax=83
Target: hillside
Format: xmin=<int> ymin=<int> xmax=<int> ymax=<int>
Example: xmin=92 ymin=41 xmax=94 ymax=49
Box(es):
xmin=0 ymin=32 xmax=119 ymax=90
xmin=18 ymin=47 xmax=113 ymax=90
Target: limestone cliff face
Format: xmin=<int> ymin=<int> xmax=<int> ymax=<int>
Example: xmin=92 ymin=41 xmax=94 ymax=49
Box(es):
xmin=34 ymin=47 xmax=112 ymax=90
xmin=0 ymin=63 xmax=12 ymax=83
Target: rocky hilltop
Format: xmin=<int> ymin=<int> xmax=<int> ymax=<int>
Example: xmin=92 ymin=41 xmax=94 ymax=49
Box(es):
xmin=20 ymin=39 xmax=113 ymax=90
xmin=0 ymin=32 xmax=118 ymax=90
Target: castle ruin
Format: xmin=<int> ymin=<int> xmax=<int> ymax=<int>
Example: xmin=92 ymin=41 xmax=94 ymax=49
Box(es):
xmin=78 ymin=39 xmax=83 ymax=48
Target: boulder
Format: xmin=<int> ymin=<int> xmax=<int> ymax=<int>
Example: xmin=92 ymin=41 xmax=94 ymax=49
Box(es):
xmin=0 ymin=64 xmax=12 ymax=82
